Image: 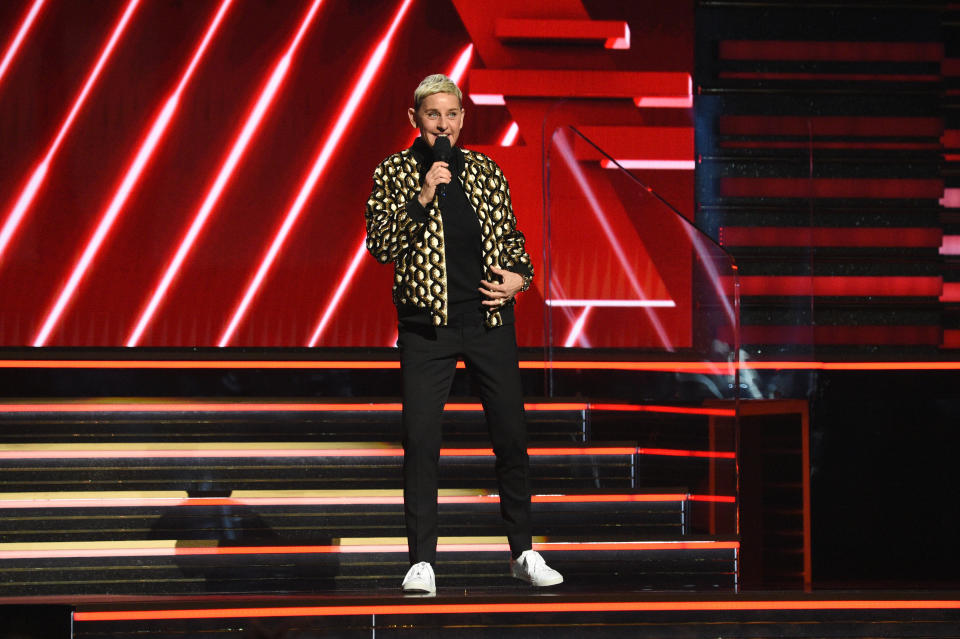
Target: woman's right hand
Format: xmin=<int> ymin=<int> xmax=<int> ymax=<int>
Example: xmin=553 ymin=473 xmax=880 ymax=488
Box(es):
xmin=418 ymin=161 xmax=451 ymax=207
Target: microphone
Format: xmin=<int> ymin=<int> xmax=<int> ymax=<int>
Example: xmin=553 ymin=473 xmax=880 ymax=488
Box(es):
xmin=433 ymin=136 xmax=452 ymax=198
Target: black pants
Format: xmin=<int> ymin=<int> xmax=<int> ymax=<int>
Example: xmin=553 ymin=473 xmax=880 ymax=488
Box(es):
xmin=398 ymin=313 xmax=532 ymax=565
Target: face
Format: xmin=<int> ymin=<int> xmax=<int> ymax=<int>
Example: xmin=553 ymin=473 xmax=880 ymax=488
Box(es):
xmin=408 ymin=92 xmax=464 ymax=148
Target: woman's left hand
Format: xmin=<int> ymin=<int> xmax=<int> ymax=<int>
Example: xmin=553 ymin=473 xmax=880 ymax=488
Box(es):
xmin=479 ymin=265 xmax=524 ymax=307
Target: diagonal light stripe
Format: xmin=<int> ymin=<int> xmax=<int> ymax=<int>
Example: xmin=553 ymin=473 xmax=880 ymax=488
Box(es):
xmin=498 ymin=121 xmax=519 ymax=146
xmin=125 ymin=0 xmax=325 ymax=347
xmin=216 ymin=0 xmax=415 ymax=347
xmin=563 ymin=305 xmax=592 ymax=347
xmin=0 ymin=0 xmax=141 ymax=267
xmin=32 ymin=0 xmax=235 ymax=347
xmin=0 ymin=0 xmax=45 ymax=89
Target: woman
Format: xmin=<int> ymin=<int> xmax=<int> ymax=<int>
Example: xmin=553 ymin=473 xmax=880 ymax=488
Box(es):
xmin=364 ymin=74 xmax=563 ymax=594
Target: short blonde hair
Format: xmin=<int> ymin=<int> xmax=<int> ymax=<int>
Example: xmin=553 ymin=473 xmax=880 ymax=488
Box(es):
xmin=413 ymin=74 xmax=462 ymax=110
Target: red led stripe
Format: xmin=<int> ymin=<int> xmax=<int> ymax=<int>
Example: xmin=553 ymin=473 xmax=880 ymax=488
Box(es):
xmin=732 ymin=276 xmax=942 ymax=297
xmin=589 ymin=403 xmax=735 ymax=417
xmin=689 ymin=495 xmax=736 ymax=503
xmin=721 ymin=141 xmax=940 ymax=151
xmin=0 ymin=0 xmax=141 ymax=266
xmin=720 ymin=71 xmax=940 ymax=82
xmin=72 ymin=599 xmax=960 ymax=622
xmin=126 ymin=0 xmax=326 ymax=347
xmin=719 ymin=40 xmax=944 ymax=62
xmin=33 ymin=0 xmax=235 ymax=347
xmin=220 ymin=0 xmax=414 ymax=347
xmin=721 ymin=177 xmax=943 ymax=199
xmin=637 ymin=448 xmax=735 ymax=460
xmin=0 ymin=0 xmax=45 ymax=88
xmin=720 ymin=227 xmax=942 ymax=248
xmin=718 ymin=115 xmax=942 ymax=137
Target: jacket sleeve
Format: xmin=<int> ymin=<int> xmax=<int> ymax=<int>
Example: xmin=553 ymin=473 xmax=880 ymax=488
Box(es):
xmin=495 ymin=170 xmax=535 ymax=292
xmin=364 ymin=158 xmax=427 ymax=264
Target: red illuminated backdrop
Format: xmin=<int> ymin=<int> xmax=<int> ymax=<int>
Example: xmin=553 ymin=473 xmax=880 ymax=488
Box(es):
xmin=0 ymin=0 xmax=693 ymax=348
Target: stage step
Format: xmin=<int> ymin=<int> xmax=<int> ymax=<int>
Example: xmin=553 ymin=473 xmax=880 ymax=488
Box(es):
xmin=0 ymin=537 xmax=739 ymax=596
xmin=0 ymin=490 xmax=705 ymax=542
xmin=0 ymin=398 xmax=733 ymax=448
xmin=0 ymin=441 xmax=642 ymax=492
xmin=65 ymin=593 xmax=960 ymax=639
xmin=0 ymin=396 xmax=741 ymax=601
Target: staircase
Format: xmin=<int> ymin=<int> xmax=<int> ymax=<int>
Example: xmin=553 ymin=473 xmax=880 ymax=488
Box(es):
xmin=0 ymin=398 xmax=738 ymax=598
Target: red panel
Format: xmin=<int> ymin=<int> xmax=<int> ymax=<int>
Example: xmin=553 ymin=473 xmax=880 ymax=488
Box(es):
xmin=574 ymin=126 xmax=692 ymax=161
xmin=719 ymin=40 xmax=943 ymax=62
xmin=720 ymin=178 xmax=944 ymax=199
xmin=719 ymin=227 xmax=942 ymax=248
xmin=494 ymin=18 xmax=628 ymax=48
xmin=468 ymin=69 xmax=690 ymax=101
xmin=718 ymin=115 xmax=943 ymax=137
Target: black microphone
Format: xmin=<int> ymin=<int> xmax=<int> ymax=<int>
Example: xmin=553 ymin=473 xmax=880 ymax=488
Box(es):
xmin=433 ymin=136 xmax=452 ymax=198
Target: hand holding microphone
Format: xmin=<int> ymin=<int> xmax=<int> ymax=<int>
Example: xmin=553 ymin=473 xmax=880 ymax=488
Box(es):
xmin=417 ymin=136 xmax=453 ymax=207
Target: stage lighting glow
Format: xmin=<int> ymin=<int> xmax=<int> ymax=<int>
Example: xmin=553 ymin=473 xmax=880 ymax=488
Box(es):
xmin=547 ymin=299 xmax=675 ymax=307
xmin=601 ymin=159 xmax=695 ymax=170
xmin=219 ymin=0 xmax=414 ymax=347
xmin=470 ymin=93 xmax=506 ymax=105
xmin=499 ymin=121 xmax=519 ymax=146
xmin=564 ymin=306 xmax=592 ymax=347
xmin=33 ymin=0 xmax=235 ymax=347
xmin=0 ymin=0 xmax=45 ymax=88
xmin=126 ymin=0 xmax=326 ymax=347
xmin=0 ymin=0 xmax=141 ymax=267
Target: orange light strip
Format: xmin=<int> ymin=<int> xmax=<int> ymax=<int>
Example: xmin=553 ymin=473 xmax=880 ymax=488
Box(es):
xmin=74 ymin=598 xmax=960 ymax=622
xmin=0 ymin=401 xmax=722 ymax=416
xmin=590 ymin=403 xmax=735 ymax=416
xmin=2 ymin=359 xmax=958 ymax=372
xmin=0 ymin=446 xmax=637 ymax=460
xmin=638 ymin=448 xmax=736 ymax=460
xmin=0 ymin=493 xmax=733 ymax=509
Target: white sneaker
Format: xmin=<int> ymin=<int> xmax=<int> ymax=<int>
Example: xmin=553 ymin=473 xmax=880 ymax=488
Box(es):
xmin=401 ymin=561 xmax=436 ymax=594
xmin=510 ymin=550 xmax=563 ymax=587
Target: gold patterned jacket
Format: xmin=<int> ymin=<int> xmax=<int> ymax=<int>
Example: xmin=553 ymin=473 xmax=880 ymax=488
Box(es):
xmin=365 ymin=144 xmax=533 ymax=328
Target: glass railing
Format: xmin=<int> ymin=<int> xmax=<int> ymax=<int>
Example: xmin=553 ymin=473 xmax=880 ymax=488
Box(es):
xmin=542 ymin=125 xmax=744 ymax=404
